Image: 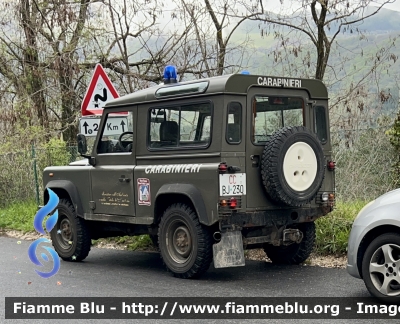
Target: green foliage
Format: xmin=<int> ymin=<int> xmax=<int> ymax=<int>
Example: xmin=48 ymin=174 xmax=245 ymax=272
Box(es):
xmin=92 ymin=235 xmax=155 ymax=251
xmin=333 ymin=125 xmax=396 ymax=201
xmin=386 ymin=112 xmax=400 ymax=186
xmin=36 ymin=138 xmax=74 ymax=168
xmin=315 ymin=200 xmax=368 ymax=255
xmin=0 ymin=140 xmax=77 ymax=208
xmin=0 ymin=200 xmax=37 ymax=232
xmin=0 ymin=149 xmax=32 ymax=207
xmin=126 ymin=235 xmax=153 ymax=250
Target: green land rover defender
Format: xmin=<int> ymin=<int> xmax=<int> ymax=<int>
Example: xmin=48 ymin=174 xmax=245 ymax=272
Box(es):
xmin=43 ymin=67 xmax=335 ymax=278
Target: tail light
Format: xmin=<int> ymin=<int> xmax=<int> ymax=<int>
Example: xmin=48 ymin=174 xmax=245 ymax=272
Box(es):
xmin=218 ymin=163 xmax=227 ymax=173
xmin=327 ymin=161 xmax=336 ymax=171
xmin=219 ymin=197 xmax=238 ymax=209
xmin=229 ymin=197 xmax=237 ymax=209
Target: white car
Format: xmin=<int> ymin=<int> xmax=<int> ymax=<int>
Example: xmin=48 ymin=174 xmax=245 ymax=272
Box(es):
xmin=347 ymin=188 xmax=400 ymax=303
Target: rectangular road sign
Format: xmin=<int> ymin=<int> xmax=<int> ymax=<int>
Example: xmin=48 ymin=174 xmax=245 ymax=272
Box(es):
xmin=79 ymin=116 xmax=128 ymax=137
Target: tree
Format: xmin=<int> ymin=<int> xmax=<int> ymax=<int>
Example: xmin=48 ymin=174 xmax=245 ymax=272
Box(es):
xmin=178 ymin=0 xmax=255 ymax=76
xmin=240 ymin=0 xmax=395 ymax=80
xmin=0 ymin=0 xmax=49 ymax=136
xmin=236 ymin=0 xmax=399 ymax=135
xmin=0 ymin=0 xmax=96 ymax=144
xmin=33 ymin=0 xmax=92 ymax=143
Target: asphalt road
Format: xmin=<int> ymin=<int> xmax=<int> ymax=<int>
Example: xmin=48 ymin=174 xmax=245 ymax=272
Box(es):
xmin=0 ymin=235 xmax=391 ymax=323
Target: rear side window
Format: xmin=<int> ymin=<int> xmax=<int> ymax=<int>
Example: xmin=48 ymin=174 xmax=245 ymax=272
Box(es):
xmin=226 ymin=102 xmax=242 ymax=144
xmin=315 ymin=105 xmax=328 ymax=143
xmin=148 ymin=102 xmax=212 ymax=149
xmin=253 ymin=96 xmax=304 ymax=144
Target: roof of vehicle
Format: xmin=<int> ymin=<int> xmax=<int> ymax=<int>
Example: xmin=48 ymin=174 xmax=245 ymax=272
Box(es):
xmin=105 ymin=73 xmax=328 ymax=108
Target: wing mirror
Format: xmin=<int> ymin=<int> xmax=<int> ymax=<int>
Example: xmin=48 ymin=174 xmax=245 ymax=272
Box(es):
xmin=77 ymin=134 xmax=87 ymax=155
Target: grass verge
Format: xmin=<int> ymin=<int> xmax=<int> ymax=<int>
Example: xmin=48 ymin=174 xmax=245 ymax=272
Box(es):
xmin=0 ymin=200 xmax=37 ymax=232
xmin=314 ymin=200 xmax=368 ymax=256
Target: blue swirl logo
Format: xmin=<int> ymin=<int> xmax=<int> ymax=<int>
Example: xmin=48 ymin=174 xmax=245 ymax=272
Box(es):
xmin=28 ymin=188 xmax=60 ymax=278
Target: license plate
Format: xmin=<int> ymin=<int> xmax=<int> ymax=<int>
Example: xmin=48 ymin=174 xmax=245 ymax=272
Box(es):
xmin=219 ymin=173 xmax=246 ymax=196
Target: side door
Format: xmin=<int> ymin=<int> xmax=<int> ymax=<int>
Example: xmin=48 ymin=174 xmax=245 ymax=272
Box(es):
xmin=245 ymin=87 xmax=311 ymax=208
xmin=90 ymin=108 xmax=137 ymax=217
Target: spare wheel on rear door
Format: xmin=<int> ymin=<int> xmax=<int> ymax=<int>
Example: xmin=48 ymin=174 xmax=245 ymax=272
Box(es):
xmin=260 ymin=126 xmax=325 ymax=207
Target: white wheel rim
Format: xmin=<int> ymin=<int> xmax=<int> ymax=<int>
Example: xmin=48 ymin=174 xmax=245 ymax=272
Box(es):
xmin=283 ymin=142 xmax=317 ymax=192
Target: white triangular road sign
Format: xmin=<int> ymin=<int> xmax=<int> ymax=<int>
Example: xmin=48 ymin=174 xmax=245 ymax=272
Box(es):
xmin=81 ymin=64 xmax=119 ymax=116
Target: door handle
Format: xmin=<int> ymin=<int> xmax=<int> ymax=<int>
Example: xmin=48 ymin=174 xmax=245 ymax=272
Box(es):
xmin=250 ymin=155 xmax=260 ymax=168
xmin=119 ymin=176 xmax=131 ymax=183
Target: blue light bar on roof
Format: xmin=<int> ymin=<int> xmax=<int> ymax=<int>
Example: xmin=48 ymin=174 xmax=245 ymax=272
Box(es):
xmin=163 ymin=65 xmax=178 ymax=84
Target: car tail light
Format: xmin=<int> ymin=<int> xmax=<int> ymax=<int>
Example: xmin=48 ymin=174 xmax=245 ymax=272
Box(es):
xmin=220 ymin=199 xmax=228 ymax=207
xmin=327 ymin=161 xmax=336 ymax=171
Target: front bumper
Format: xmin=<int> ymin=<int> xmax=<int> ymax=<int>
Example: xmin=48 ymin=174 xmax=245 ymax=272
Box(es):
xmin=346 ymin=224 xmax=366 ymax=279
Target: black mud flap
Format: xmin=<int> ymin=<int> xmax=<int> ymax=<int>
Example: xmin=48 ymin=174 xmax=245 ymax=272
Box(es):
xmin=212 ymin=231 xmax=245 ymax=268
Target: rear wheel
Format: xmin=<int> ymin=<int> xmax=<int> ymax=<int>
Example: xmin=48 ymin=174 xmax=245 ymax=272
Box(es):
xmin=50 ymin=199 xmax=91 ymax=261
xmin=263 ymin=222 xmax=315 ymax=264
xmin=158 ymin=203 xmax=213 ymax=278
xmin=361 ymin=233 xmax=400 ymax=303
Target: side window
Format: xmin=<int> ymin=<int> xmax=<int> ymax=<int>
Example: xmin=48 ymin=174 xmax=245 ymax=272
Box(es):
xmin=200 ymin=116 xmax=211 ymax=141
xmin=97 ymin=112 xmax=133 ymax=154
xmin=149 ymin=103 xmax=212 ymax=149
xmin=315 ymin=105 xmax=328 ymax=143
xmin=226 ymin=102 xmax=242 ymax=144
xmin=253 ymin=96 xmax=303 ymax=144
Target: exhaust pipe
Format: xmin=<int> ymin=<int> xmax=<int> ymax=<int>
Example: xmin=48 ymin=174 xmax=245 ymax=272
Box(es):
xmin=213 ymin=232 xmax=221 ymax=242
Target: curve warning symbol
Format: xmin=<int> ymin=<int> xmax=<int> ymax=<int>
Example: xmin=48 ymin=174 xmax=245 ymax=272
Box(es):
xmin=81 ymin=64 xmax=120 ymax=116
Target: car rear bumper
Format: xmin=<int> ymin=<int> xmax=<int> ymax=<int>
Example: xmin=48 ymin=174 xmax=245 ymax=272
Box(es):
xmin=221 ymin=206 xmax=332 ymax=228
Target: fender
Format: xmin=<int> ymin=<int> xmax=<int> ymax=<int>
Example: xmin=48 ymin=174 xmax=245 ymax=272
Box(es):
xmin=44 ymin=180 xmax=84 ymax=218
xmin=155 ymin=184 xmax=210 ymax=225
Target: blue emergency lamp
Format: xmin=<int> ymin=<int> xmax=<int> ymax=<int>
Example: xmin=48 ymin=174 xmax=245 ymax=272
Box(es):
xmin=163 ymin=65 xmax=178 ymax=84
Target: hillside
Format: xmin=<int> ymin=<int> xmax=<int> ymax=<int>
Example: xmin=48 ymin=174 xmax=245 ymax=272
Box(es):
xmin=231 ymin=6 xmax=400 ymax=118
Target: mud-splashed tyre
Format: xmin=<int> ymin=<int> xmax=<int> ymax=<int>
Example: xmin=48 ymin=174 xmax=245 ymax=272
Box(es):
xmin=261 ymin=126 xmax=325 ymax=207
xmin=264 ymin=222 xmax=315 ymax=265
xmin=158 ymin=203 xmax=213 ymax=279
xmin=50 ymin=199 xmax=91 ymax=261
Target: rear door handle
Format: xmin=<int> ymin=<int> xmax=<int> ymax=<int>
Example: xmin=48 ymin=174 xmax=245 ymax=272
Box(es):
xmin=250 ymin=155 xmax=259 ymax=168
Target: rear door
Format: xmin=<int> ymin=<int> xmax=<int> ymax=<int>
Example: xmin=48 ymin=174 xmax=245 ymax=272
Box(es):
xmin=245 ymin=86 xmax=311 ymax=209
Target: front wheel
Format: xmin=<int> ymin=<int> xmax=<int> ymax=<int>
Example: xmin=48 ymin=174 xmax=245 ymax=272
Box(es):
xmin=361 ymin=233 xmax=400 ymax=303
xmin=263 ymin=222 xmax=315 ymax=264
xmin=50 ymin=199 xmax=91 ymax=261
xmin=158 ymin=203 xmax=213 ymax=278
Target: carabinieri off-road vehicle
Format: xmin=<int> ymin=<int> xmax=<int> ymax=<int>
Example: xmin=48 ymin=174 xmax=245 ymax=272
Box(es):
xmin=43 ymin=66 xmax=335 ymax=278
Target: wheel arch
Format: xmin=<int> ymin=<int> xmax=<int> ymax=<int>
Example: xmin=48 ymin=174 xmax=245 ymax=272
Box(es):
xmin=44 ymin=180 xmax=84 ymax=218
xmin=356 ymin=225 xmax=400 ymax=279
xmin=154 ymin=184 xmax=211 ymax=226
